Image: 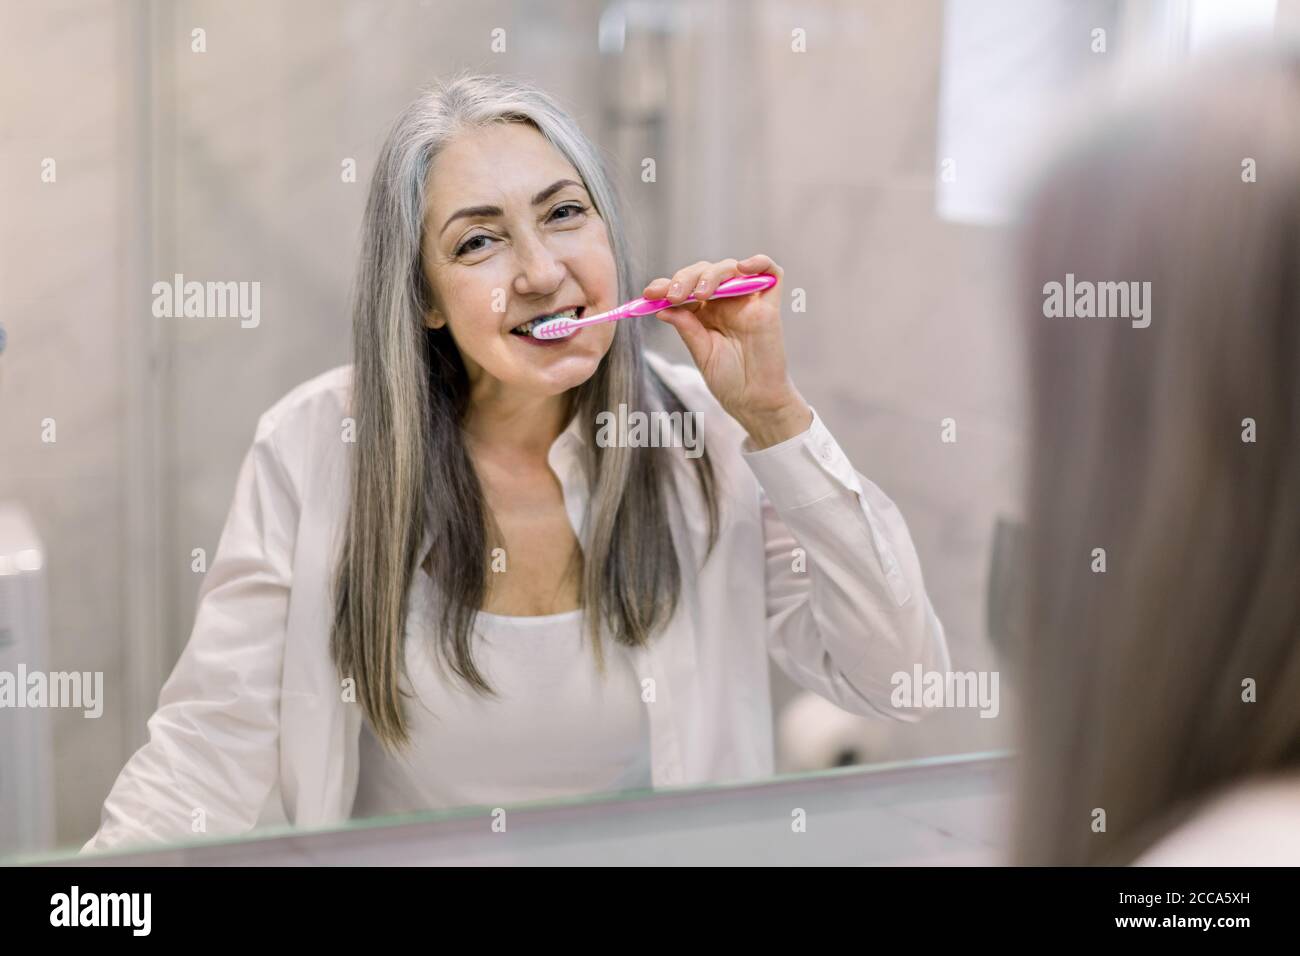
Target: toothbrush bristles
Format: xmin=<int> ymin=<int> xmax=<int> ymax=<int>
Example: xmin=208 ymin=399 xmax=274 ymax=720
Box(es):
xmin=533 ymin=319 xmax=575 ymax=340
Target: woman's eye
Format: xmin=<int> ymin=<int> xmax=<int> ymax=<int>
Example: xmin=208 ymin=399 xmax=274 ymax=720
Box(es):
xmin=550 ymin=202 xmax=586 ymax=222
xmin=455 ymin=234 xmax=493 ymax=257
xmin=454 ymin=205 xmax=583 ymax=257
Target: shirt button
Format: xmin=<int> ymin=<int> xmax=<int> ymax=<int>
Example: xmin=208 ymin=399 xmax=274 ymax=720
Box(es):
xmin=818 ymin=441 xmax=834 ymax=463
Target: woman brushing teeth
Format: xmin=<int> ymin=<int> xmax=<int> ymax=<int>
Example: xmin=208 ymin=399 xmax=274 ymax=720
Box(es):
xmin=86 ymin=73 xmax=949 ymax=848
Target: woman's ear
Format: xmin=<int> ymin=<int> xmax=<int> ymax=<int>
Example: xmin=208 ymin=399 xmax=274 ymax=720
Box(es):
xmin=418 ymin=270 xmax=445 ymax=329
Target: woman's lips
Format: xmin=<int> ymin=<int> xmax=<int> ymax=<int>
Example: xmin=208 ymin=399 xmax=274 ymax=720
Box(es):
xmin=508 ymin=305 xmax=586 ymax=346
xmin=509 ymin=305 xmax=585 ymax=338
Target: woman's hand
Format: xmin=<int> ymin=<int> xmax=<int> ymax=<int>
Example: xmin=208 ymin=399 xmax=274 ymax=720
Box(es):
xmin=644 ymin=254 xmax=812 ymax=449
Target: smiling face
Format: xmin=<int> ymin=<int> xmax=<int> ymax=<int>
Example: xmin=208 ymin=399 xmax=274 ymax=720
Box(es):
xmin=420 ymin=122 xmax=619 ymax=403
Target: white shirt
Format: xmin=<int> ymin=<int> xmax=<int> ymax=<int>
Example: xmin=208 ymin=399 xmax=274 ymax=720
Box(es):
xmin=84 ymin=351 xmax=950 ymax=853
xmin=351 ymin=606 xmax=652 ymax=817
xmin=1133 ymin=775 xmax=1300 ymax=866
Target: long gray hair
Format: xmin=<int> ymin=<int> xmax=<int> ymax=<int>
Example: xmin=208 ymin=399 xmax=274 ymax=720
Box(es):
xmin=1014 ymin=48 xmax=1300 ymax=865
xmin=331 ymin=73 xmax=719 ymax=750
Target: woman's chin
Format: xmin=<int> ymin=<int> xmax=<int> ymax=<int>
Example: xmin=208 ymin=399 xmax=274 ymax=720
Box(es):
xmin=493 ymin=351 xmax=600 ymax=394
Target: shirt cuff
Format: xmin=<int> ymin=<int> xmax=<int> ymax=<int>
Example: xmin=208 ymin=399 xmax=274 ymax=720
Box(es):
xmin=739 ymin=407 xmax=853 ymax=510
xmin=740 ymin=407 xmax=914 ymax=607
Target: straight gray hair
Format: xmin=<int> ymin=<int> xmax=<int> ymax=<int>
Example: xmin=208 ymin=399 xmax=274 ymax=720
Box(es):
xmin=331 ymin=73 xmax=719 ymax=750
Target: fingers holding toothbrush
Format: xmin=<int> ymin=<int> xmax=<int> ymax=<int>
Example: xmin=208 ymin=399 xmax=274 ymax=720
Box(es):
xmin=644 ymin=254 xmax=812 ymax=449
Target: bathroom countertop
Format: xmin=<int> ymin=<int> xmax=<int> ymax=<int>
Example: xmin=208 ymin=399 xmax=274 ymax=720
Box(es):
xmin=52 ymin=751 xmax=1011 ymax=867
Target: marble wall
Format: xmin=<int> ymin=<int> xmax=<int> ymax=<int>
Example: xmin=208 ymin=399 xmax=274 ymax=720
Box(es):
xmin=2 ymin=0 xmax=1028 ymax=850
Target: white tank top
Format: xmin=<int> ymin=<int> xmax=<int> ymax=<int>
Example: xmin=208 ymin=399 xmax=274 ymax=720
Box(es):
xmin=351 ymin=605 xmax=652 ymax=818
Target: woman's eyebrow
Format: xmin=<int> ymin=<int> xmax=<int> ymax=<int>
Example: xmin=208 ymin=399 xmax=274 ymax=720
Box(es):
xmin=530 ymin=178 xmax=585 ymax=206
xmin=439 ymin=204 xmax=502 ymax=237
xmin=438 ymin=179 xmax=588 ymax=238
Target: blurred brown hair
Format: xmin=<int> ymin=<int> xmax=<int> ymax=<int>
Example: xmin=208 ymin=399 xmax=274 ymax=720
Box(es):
xmin=1014 ymin=47 xmax=1300 ymax=865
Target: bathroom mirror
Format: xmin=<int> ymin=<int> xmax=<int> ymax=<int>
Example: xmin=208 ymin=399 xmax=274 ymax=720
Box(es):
xmin=25 ymin=0 xmax=1278 ymax=862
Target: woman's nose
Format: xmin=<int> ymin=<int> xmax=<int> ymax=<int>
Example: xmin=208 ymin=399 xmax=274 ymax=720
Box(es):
xmin=512 ymin=233 xmax=566 ymax=296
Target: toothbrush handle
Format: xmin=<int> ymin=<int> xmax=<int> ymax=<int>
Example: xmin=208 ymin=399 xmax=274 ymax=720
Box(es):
xmin=548 ymin=272 xmax=780 ymax=337
xmin=625 ymin=272 xmax=778 ymax=317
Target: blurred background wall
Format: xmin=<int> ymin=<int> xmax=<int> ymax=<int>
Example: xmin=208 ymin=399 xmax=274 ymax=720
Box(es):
xmin=3 ymin=0 xmax=1294 ymax=851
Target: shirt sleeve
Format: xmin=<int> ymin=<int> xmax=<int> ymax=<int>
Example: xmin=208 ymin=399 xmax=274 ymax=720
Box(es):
xmin=740 ymin=407 xmax=951 ymax=721
xmin=81 ymin=413 xmax=296 ymax=853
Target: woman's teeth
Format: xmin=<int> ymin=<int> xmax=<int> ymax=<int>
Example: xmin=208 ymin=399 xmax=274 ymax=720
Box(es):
xmin=512 ymin=308 xmax=579 ymax=336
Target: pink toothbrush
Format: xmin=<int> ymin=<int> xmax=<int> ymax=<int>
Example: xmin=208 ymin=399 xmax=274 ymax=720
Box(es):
xmin=530 ymin=273 xmax=778 ymax=340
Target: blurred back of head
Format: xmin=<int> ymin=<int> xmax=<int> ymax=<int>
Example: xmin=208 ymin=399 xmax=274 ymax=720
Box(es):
xmin=1015 ymin=46 xmax=1300 ymax=865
